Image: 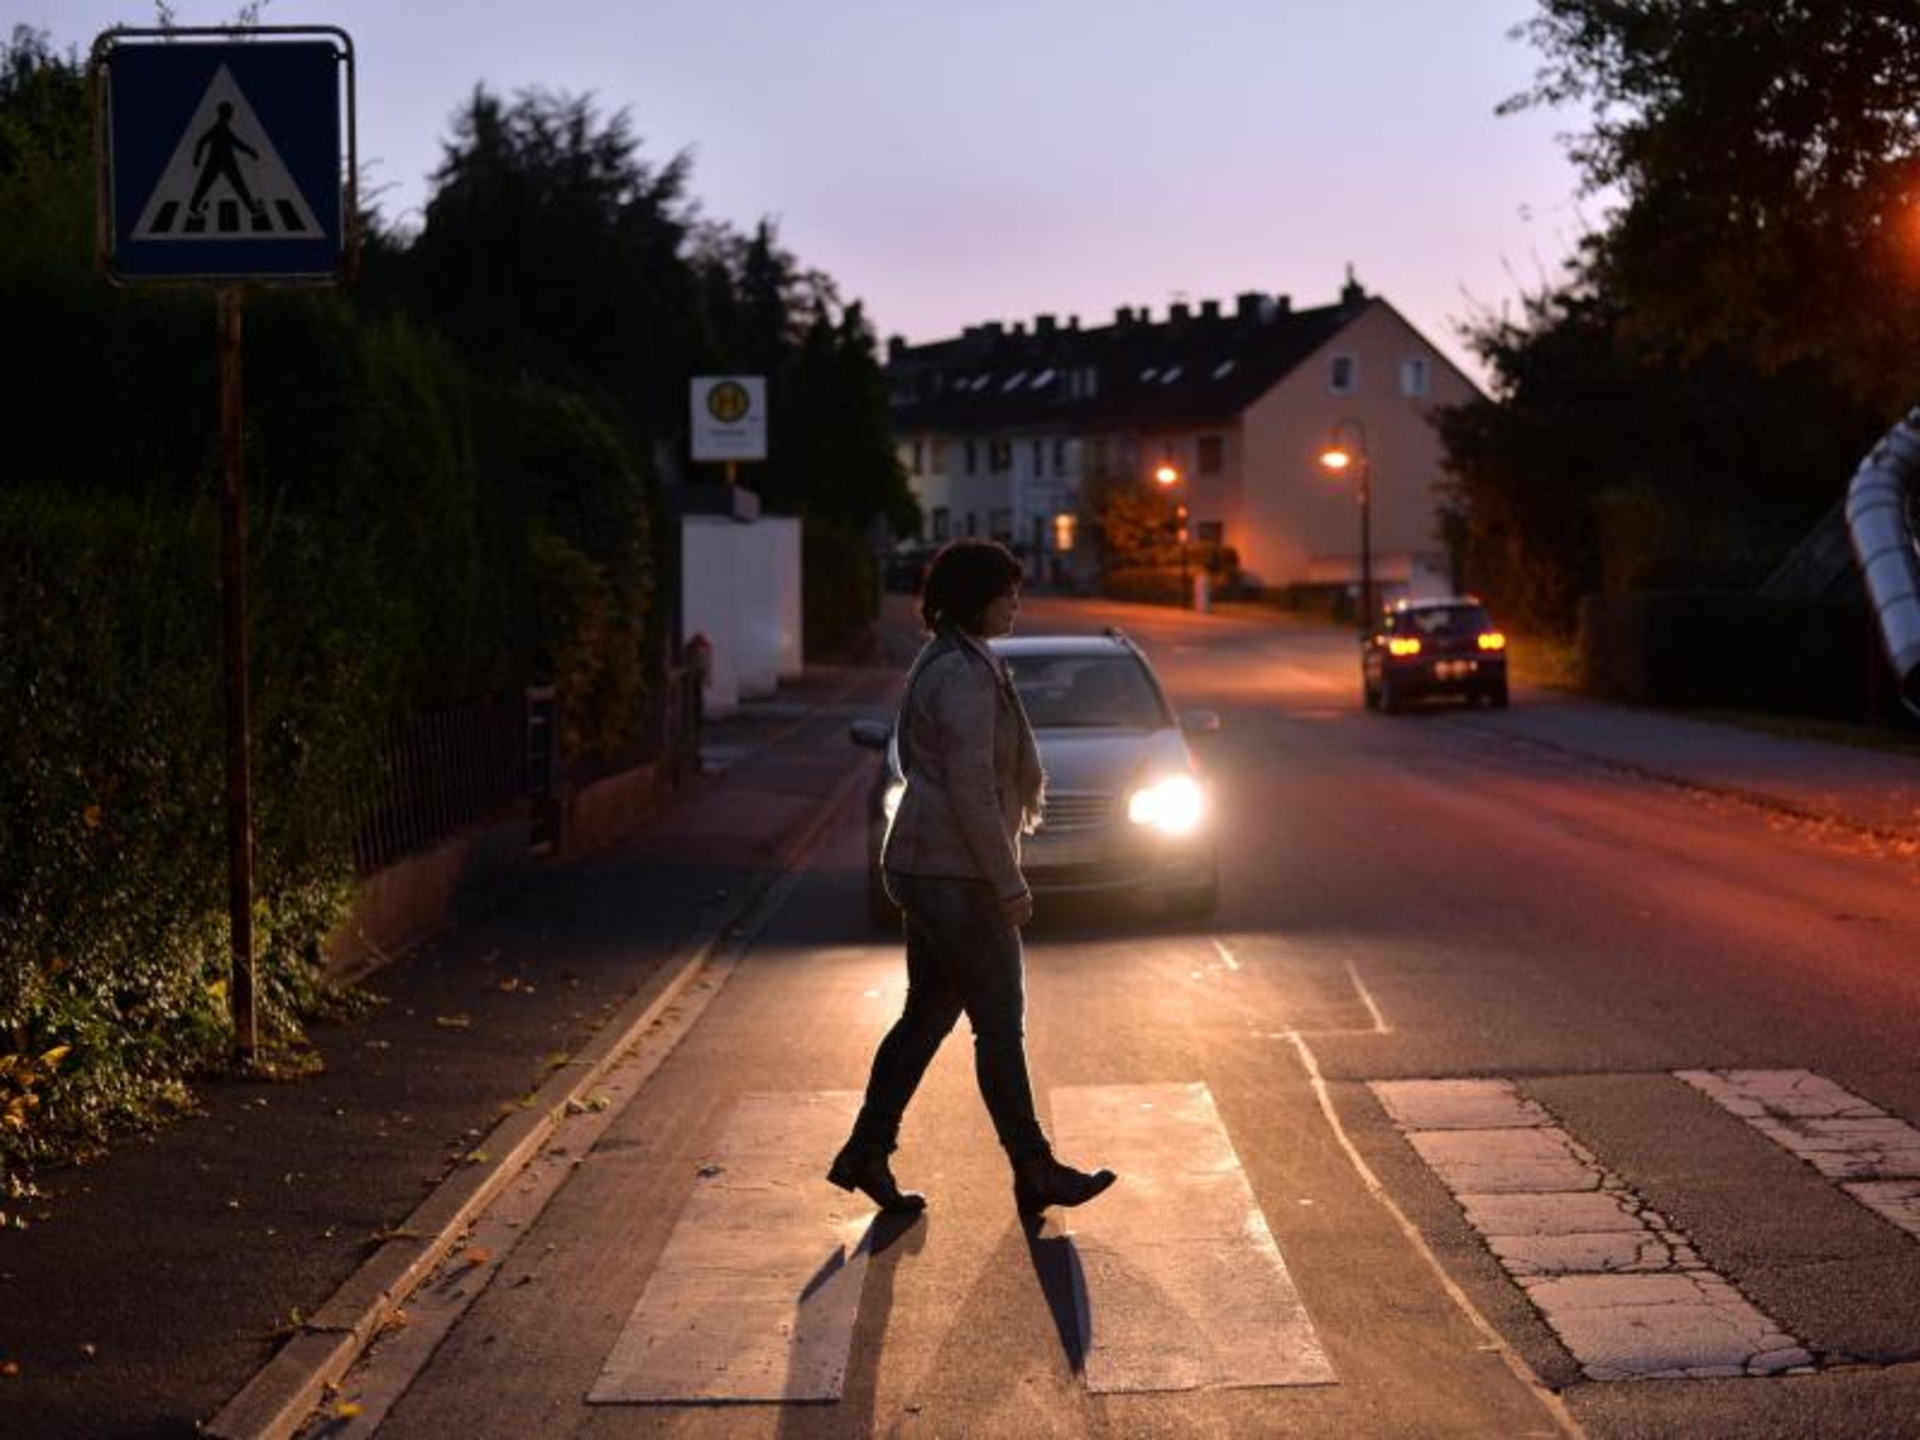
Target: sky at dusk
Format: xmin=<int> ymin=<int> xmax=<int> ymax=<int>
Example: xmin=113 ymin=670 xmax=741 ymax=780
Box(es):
xmin=24 ymin=1 xmax=1603 ymax=385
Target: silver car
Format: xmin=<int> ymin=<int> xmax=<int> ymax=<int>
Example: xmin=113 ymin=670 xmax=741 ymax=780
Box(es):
xmin=850 ymin=630 xmax=1220 ymax=925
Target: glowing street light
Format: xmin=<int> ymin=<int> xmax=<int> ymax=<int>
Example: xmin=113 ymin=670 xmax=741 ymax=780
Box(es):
xmin=1317 ymin=420 xmax=1372 ymax=631
xmin=1153 ymin=462 xmax=1191 ymax=607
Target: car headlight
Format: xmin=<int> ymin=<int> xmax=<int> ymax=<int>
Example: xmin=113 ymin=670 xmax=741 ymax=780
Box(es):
xmin=883 ymin=779 xmax=905 ymax=825
xmin=1126 ymin=774 xmax=1206 ymax=836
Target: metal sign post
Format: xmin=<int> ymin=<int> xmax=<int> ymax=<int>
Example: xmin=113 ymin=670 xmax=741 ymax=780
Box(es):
xmin=94 ymin=27 xmax=356 ymax=1063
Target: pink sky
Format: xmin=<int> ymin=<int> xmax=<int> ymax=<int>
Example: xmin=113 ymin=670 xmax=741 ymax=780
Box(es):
xmin=34 ymin=0 xmax=1600 ymax=385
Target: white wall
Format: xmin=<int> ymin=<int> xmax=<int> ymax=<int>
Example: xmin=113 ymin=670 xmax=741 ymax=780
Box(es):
xmin=681 ymin=515 xmax=803 ymax=717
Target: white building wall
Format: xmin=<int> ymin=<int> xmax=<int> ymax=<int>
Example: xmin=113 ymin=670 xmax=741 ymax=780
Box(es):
xmin=681 ymin=515 xmax=803 ymax=717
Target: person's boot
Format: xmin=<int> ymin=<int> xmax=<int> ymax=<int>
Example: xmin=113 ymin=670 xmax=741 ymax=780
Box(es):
xmin=1012 ymin=1153 xmax=1117 ymax=1215
xmin=826 ymin=1140 xmax=926 ymax=1213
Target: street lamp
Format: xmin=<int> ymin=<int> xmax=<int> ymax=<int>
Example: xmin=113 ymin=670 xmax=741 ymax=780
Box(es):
xmin=1317 ymin=420 xmax=1372 ymax=631
xmin=1153 ymin=462 xmax=1190 ymax=608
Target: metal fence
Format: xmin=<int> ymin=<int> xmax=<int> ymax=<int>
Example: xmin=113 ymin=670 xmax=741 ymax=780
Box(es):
xmin=351 ymin=698 xmax=527 ymax=875
xmin=350 ymin=666 xmax=703 ymax=876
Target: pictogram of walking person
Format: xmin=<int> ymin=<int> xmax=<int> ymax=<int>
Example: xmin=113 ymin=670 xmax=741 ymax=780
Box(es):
xmin=189 ymin=101 xmax=264 ymax=222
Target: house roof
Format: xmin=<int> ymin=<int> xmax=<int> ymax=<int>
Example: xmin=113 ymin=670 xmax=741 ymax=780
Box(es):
xmin=887 ymin=290 xmax=1368 ymax=435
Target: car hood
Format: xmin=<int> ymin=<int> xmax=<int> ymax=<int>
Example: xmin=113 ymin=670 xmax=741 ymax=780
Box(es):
xmin=1034 ymin=727 xmax=1195 ymax=793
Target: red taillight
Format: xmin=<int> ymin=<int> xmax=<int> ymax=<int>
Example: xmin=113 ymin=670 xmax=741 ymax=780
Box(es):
xmin=1477 ymin=632 xmax=1507 ymax=652
xmin=1388 ymin=637 xmax=1422 ymax=657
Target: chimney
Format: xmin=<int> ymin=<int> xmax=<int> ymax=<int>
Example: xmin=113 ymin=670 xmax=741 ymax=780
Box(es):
xmin=1235 ymin=292 xmax=1265 ymax=319
xmin=1169 ymin=302 xmax=1192 ymax=323
xmin=887 ymin=335 xmax=907 ymax=362
xmin=1275 ymin=293 xmax=1292 ymax=313
xmin=1115 ymin=306 xmax=1134 ymax=325
xmin=984 ymin=321 xmax=1005 ymax=338
xmin=1200 ymin=299 xmax=1221 ymax=320
xmin=1036 ymin=313 xmax=1058 ymax=335
xmin=1067 ymin=315 xmax=1080 ymax=330
xmin=1012 ymin=321 xmax=1028 ymax=337
xmin=1340 ymin=263 xmax=1365 ymax=306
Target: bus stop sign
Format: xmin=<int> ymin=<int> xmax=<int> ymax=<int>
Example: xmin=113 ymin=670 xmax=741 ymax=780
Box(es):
xmin=96 ymin=29 xmax=354 ymax=284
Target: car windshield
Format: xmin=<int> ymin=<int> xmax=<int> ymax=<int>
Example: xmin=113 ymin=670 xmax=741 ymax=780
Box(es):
xmin=1397 ymin=605 xmax=1491 ymax=638
xmin=1006 ymin=654 xmax=1168 ymax=730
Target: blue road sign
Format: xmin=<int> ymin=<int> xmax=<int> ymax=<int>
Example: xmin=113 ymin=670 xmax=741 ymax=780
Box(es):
xmin=98 ymin=32 xmax=351 ymax=284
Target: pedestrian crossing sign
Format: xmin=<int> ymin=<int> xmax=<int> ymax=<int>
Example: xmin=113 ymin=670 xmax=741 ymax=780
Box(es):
xmin=95 ymin=29 xmax=354 ymax=284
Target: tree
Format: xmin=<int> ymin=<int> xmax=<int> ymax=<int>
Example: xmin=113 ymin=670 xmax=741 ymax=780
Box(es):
xmin=1507 ymin=1 xmax=1920 ymax=409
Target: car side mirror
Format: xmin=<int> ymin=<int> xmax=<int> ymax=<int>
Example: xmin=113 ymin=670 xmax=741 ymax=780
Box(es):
xmin=848 ymin=718 xmax=892 ymax=750
xmin=1180 ymin=709 xmax=1222 ymax=735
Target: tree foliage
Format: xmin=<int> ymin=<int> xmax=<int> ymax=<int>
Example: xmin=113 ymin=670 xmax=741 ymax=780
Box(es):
xmin=1439 ymin=2 xmax=1917 ymax=633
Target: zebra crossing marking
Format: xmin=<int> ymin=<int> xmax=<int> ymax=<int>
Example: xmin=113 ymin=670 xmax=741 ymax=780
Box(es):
xmin=588 ymin=1091 xmax=876 ymax=1404
xmin=1372 ymin=1078 xmax=1812 ymax=1381
xmin=1678 ymin=1069 xmax=1920 ymax=1239
xmin=1050 ymin=1082 xmax=1336 ymax=1393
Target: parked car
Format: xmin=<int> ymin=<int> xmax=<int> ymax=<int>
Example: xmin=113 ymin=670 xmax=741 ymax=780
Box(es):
xmin=850 ymin=630 xmax=1221 ymax=927
xmin=1363 ymin=597 xmax=1509 ymax=712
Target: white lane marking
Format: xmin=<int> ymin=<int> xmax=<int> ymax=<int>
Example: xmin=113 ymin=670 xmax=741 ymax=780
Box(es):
xmin=1372 ymin=1078 xmax=1811 ymax=1381
xmin=1345 ymin=957 xmax=1390 ymax=1035
xmin=1678 ymin=1069 xmax=1920 ymax=1239
xmin=589 ymin=1091 xmax=877 ymax=1404
xmin=1289 ymin=1041 xmax=1585 ymax=1437
xmin=1049 ymin=1082 xmax=1334 ymax=1393
xmin=1210 ymin=937 xmax=1241 ymax=971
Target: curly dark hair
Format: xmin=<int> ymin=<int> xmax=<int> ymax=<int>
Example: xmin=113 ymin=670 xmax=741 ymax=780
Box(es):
xmin=920 ymin=539 xmax=1023 ymax=635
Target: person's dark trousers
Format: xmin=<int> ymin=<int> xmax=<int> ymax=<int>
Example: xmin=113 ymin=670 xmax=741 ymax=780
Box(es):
xmin=851 ymin=872 xmax=1049 ymax=1161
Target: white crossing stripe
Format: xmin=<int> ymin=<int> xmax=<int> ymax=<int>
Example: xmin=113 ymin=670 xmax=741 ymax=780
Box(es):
xmin=1050 ymin=1082 xmax=1335 ymax=1393
xmin=1678 ymin=1069 xmax=1920 ymax=1238
xmin=130 ymin=64 xmax=322 ymax=243
xmin=588 ymin=1092 xmax=875 ymax=1404
xmin=1373 ymin=1078 xmax=1812 ymax=1381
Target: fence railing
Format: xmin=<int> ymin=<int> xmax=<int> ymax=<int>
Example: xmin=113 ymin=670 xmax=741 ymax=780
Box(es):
xmin=352 ymin=699 xmax=526 ymax=875
xmin=351 ymin=666 xmax=703 ymax=876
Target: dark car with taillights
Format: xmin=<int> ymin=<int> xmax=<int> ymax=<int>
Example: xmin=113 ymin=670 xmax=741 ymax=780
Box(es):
xmin=1363 ymin=597 xmax=1509 ymax=711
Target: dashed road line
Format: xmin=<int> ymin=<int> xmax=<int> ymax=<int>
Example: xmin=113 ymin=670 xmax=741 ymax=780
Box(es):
xmin=1372 ymin=1078 xmax=1812 ymax=1382
xmin=589 ymin=1091 xmax=877 ymax=1404
xmin=1049 ymin=1082 xmax=1334 ymax=1393
xmin=1678 ymin=1069 xmax=1920 ymax=1240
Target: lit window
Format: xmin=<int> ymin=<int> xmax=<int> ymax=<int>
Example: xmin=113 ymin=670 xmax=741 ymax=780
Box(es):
xmin=1400 ymin=356 xmax=1430 ymax=397
xmin=1329 ymin=354 xmax=1358 ymax=394
xmin=1053 ymin=512 xmax=1077 ymax=552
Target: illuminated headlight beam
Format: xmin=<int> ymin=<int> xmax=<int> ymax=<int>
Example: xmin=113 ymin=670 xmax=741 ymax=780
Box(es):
xmin=1127 ymin=774 xmax=1206 ymax=836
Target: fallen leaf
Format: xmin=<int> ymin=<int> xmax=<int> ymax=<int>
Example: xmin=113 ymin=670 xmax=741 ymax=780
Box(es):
xmin=1 ymin=1360 xmax=17 ymax=1377
xmin=433 ymin=1015 xmax=471 ymax=1030
xmin=334 ymin=1401 xmax=364 ymax=1419
xmin=463 ymin=1247 xmax=493 ymax=1267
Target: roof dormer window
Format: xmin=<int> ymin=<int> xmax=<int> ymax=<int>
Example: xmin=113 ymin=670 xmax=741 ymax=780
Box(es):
xmin=1212 ymin=358 xmax=1237 ymax=380
xmin=1160 ymin=364 xmax=1184 ymax=385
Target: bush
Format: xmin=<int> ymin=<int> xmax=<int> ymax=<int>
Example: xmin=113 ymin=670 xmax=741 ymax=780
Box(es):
xmin=0 ymin=489 xmax=379 ymax=1188
xmin=1100 ymin=566 xmax=1188 ymax=606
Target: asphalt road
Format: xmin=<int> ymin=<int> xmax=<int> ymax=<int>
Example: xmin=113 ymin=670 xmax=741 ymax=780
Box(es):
xmin=336 ymin=598 xmax=1920 ymax=1439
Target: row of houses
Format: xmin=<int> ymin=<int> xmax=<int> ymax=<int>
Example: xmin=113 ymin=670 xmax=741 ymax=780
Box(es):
xmin=883 ymin=271 xmax=1481 ymax=602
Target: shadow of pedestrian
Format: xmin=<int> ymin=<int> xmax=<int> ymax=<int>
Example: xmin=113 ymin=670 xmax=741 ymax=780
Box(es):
xmin=776 ymin=1210 xmax=927 ymax=1437
xmin=1022 ymin=1213 xmax=1091 ymax=1374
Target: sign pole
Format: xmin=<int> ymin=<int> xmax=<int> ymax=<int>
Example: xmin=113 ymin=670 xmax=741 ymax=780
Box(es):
xmin=217 ymin=285 xmax=257 ymax=1061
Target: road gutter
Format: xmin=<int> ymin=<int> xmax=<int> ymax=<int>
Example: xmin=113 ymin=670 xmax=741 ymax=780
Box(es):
xmin=205 ymin=759 xmax=873 ymax=1440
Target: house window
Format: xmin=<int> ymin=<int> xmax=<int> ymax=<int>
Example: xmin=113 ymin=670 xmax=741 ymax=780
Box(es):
xmin=912 ymin=440 xmax=925 ymax=473
xmin=965 ymin=440 xmax=978 ymax=475
xmin=1197 ymin=434 xmax=1225 ymax=475
xmin=1032 ymin=516 xmax=1046 ymax=551
xmin=989 ymin=439 xmax=1012 ymax=473
xmin=1329 ymin=354 xmax=1358 ymax=395
xmin=1052 ymin=437 xmax=1068 ymax=473
xmin=965 ymin=512 xmax=979 ymax=537
xmin=989 ymin=508 xmax=1013 ymax=541
xmin=1031 ymin=439 xmax=1044 ymax=474
xmin=1053 ymin=512 xmax=1077 ymax=553
xmin=1400 ymin=355 xmax=1430 ymax=397
xmin=930 ymin=439 xmax=948 ymax=473
xmin=931 ymin=507 xmax=950 ymax=541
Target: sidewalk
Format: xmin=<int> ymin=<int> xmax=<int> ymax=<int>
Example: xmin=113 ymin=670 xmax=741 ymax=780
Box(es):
xmin=1472 ymin=686 xmax=1920 ymax=846
xmin=0 ymin=662 xmax=897 ymax=1440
